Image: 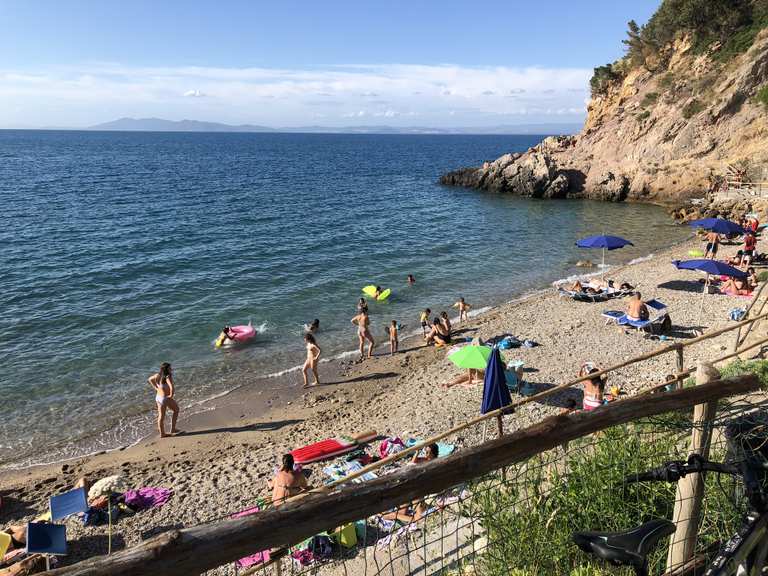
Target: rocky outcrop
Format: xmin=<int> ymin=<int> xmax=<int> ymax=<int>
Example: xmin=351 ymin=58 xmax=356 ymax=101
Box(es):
xmin=441 ymin=31 xmax=768 ymax=206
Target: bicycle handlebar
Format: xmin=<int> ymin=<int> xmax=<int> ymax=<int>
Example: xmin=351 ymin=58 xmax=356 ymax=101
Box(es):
xmin=626 ymin=454 xmax=740 ymax=484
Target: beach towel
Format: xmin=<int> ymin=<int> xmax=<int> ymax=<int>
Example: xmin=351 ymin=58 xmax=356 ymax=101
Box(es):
xmin=405 ymin=439 xmax=456 ymax=458
xmin=322 ymin=461 xmax=378 ymax=483
xmin=230 ymin=506 xmax=271 ymax=568
xmin=123 ymin=487 xmax=172 ymax=510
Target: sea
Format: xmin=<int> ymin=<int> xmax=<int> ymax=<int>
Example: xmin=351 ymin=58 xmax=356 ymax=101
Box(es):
xmin=0 ymin=130 xmax=691 ymax=468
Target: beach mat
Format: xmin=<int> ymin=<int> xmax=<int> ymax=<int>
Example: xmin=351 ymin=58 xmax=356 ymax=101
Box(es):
xmin=291 ymin=431 xmax=377 ymax=465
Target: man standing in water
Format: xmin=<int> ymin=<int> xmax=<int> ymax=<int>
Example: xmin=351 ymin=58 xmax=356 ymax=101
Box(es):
xmin=148 ymin=362 xmax=181 ymax=437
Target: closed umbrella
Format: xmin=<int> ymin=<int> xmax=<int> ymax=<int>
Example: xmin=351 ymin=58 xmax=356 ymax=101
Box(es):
xmin=481 ymin=347 xmax=512 ymax=437
xmin=576 ymin=235 xmax=634 ymax=277
xmin=672 ymin=259 xmax=747 ymax=325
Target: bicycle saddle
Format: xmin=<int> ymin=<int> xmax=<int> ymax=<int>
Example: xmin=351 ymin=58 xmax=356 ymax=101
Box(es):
xmin=572 ymin=519 xmax=675 ymax=572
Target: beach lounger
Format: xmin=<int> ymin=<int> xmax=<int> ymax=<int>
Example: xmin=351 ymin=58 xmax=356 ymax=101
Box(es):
xmin=602 ymin=299 xmax=669 ymax=333
xmin=558 ymin=287 xmax=633 ymax=303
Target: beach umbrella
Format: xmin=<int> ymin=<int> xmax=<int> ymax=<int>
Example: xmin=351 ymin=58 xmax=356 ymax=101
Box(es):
xmin=481 ymin=347 xmax=512 ymax=438
xmin=576 ymin=235 xmax=634 ymax=277
xmin=689 ymin=218 xmax=747 ymax=236
xmin=448 ymin=344 xmax=492 ymax=370
xmin=672 ymin=259 xmax=747 ymax=326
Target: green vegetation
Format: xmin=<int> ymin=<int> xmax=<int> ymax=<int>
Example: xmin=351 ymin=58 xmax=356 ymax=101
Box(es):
xmin=757 ymin=85 xmax=768 ymax=108
xmin=590 ymin=63 xmax=623 ymax=96
xmin=658 ymin=73 xmax=675 ymax=90
xmin=637 ymin=110 xmax=651 ymax=121
xmin=682 ymin=98 xmax=705 ymax=118
xmin=642 ymin=92 xmax=660 ymax=107
xmin=590 ymin=0 xmax=768 ymax=96
xmin=471 ymin=360 xmax=768 ymax=575
xmin=628 ymin=0 xmax=768 ymax=61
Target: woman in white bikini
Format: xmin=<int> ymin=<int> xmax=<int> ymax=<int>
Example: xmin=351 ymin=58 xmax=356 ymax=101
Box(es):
xmin=147 ymin=362 xmax=180 ymax=437
xmin=351 ymin=309 xmax=375 ymax=360
xmin=302 ymin=333 xmax=321 ymax=388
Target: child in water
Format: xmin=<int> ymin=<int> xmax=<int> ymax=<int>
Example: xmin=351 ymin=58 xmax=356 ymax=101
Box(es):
xmin=407 ymin=274 xmax=416 ymax=285
xmin=389 ymin=320 xmax=399 ymax=355
xmin=420 ymin=308 xmax=431 ymax=336
xmin=453 ymin=297 xmax=471 ymax=322
xmin=302 ymin=333 xmax=321 ymax=388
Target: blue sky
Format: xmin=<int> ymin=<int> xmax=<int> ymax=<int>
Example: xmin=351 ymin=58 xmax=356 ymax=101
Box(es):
xmin=0 ymin=0 xmax=660 ymax=128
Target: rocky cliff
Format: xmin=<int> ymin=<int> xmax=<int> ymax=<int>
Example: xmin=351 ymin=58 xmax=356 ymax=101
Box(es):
xmin=441 ymin=29 xmax=768 ymax=206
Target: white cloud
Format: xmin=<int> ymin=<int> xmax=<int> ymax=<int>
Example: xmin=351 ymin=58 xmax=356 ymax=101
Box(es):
xmin=0 ymin=63 xmax=591 ymax=128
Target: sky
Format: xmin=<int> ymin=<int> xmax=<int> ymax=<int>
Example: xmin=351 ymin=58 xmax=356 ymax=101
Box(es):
xmin=0 ymin=0 xmax=660 ymax=129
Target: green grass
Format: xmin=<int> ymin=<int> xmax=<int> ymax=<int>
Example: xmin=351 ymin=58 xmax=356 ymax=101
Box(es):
xmin=756 ymin=85 xmax=768 ymax=109
xmin=682 ymin=99 xmax=705 ymax=119
xmin=637 ymin=110 xmax=651 ymax=121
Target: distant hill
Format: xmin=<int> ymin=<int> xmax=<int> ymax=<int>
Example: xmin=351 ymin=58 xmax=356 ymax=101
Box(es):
xmin=89 ymin=117 xmax=276 ymax=132
xmin=86 ymin=117 xmax=582 ymax=135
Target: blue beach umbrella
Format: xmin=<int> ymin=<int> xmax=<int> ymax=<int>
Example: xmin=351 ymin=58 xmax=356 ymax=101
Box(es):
xmin=689 ymin=218 xmax=747 ymax=236
xmin=672 ymin=259 xmax=747 ymax=278
xmin=672 ymin=259 xmax=747 ymax=324
xmin=576 ymin=235 xmax=634 ymax=276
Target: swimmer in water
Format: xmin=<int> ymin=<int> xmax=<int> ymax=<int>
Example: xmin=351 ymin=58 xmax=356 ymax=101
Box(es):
xmin=374 ymin=286 xmax=383 ymax=299
xmin=407 ymin=274 xmax=415 ymax=285
xmin=305 ymin=319 xmax=320 ymax=334
xmin=302 ymin=333 xmax=321 ymax=388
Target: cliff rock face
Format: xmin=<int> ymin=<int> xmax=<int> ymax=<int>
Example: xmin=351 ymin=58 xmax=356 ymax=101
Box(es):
xmin=441 ymin=31 xmax=768 ymax=205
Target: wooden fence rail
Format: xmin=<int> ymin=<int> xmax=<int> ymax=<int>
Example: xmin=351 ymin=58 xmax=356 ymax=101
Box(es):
xmin=46 ymin=375 xmax=761 ymax=576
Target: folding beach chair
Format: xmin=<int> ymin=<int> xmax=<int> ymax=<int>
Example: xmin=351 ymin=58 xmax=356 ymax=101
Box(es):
xmin=26 ymin=522 xmax=67 ymax=570
xmin=602 ymin=299 xmax=669 ymax=333
xmin=49 ymin=488 xmax=88 ymax=522
xmin=0 ymin=532 xmax=11 ymax=559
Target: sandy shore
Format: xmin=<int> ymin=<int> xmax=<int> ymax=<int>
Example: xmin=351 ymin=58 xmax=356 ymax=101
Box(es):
xmin=1 ymin=234 xmax=762 ymax=572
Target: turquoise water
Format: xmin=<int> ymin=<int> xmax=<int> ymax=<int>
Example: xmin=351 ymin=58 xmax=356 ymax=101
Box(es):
xmin=0 ymin=130 xmax=689 ymax=467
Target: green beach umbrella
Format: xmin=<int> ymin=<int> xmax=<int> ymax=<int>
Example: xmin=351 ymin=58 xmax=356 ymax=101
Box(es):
xmin=448 ymin=345 xmax=492 ymax=370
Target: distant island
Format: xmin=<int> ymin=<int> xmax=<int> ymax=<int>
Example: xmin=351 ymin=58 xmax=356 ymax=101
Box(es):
xmin=86 ymin=117 xmax=583 ymax=136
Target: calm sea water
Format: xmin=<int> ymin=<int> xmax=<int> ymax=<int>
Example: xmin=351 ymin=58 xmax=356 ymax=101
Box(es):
xmin=0 ymin=130 xmax=690 ymax=467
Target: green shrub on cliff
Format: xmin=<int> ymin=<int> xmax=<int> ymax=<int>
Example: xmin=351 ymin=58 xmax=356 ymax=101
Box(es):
xmin=642 ymin=92 xmax=660 ymax=107
xmin=682 ymin=98 xmax=705 ymax=118
xmin=590 ymin=63 xmax=624 ymax=96
xmin=623 ymin=0 xmax=768 ymax=66
xmin=757 ymin=85 xmax=768 ymax=108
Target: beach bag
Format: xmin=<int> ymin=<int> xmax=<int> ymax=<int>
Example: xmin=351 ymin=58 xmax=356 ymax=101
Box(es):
xmin=650 ymin=314 xmax=672 ymax=335
xmin=331 ymin=523 xmax=358 ymax=548
xmin=378 ymin=437 xmax=405 ymax=459
xmin=308 ymin=535 xmax=334 ymax=559
xmin=730 ymin=307 xmax=747 ymax=321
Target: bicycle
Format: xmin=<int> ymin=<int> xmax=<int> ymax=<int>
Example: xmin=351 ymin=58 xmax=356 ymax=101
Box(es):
xmin=572 ymin=415 xmax=768 ymax=576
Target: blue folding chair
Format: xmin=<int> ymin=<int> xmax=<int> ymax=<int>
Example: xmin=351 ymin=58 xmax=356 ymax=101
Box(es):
xmin=50 ymin=487 xmax=88 ymax=522
xmin=26 ymin=522 xmax=67 ymax=570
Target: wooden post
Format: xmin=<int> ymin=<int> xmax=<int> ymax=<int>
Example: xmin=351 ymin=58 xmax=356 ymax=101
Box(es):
xmin=496 ymin=414 xmax=504 ymax=437
xmin=675 ymin=345 xmax=684 ymax=390
xmin=666 ymin=362 xmax=720 ymax=571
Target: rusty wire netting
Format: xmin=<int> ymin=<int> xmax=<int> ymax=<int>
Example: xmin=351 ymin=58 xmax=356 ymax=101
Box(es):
xmin=223 ymin=391 xmax=768 ymax=576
